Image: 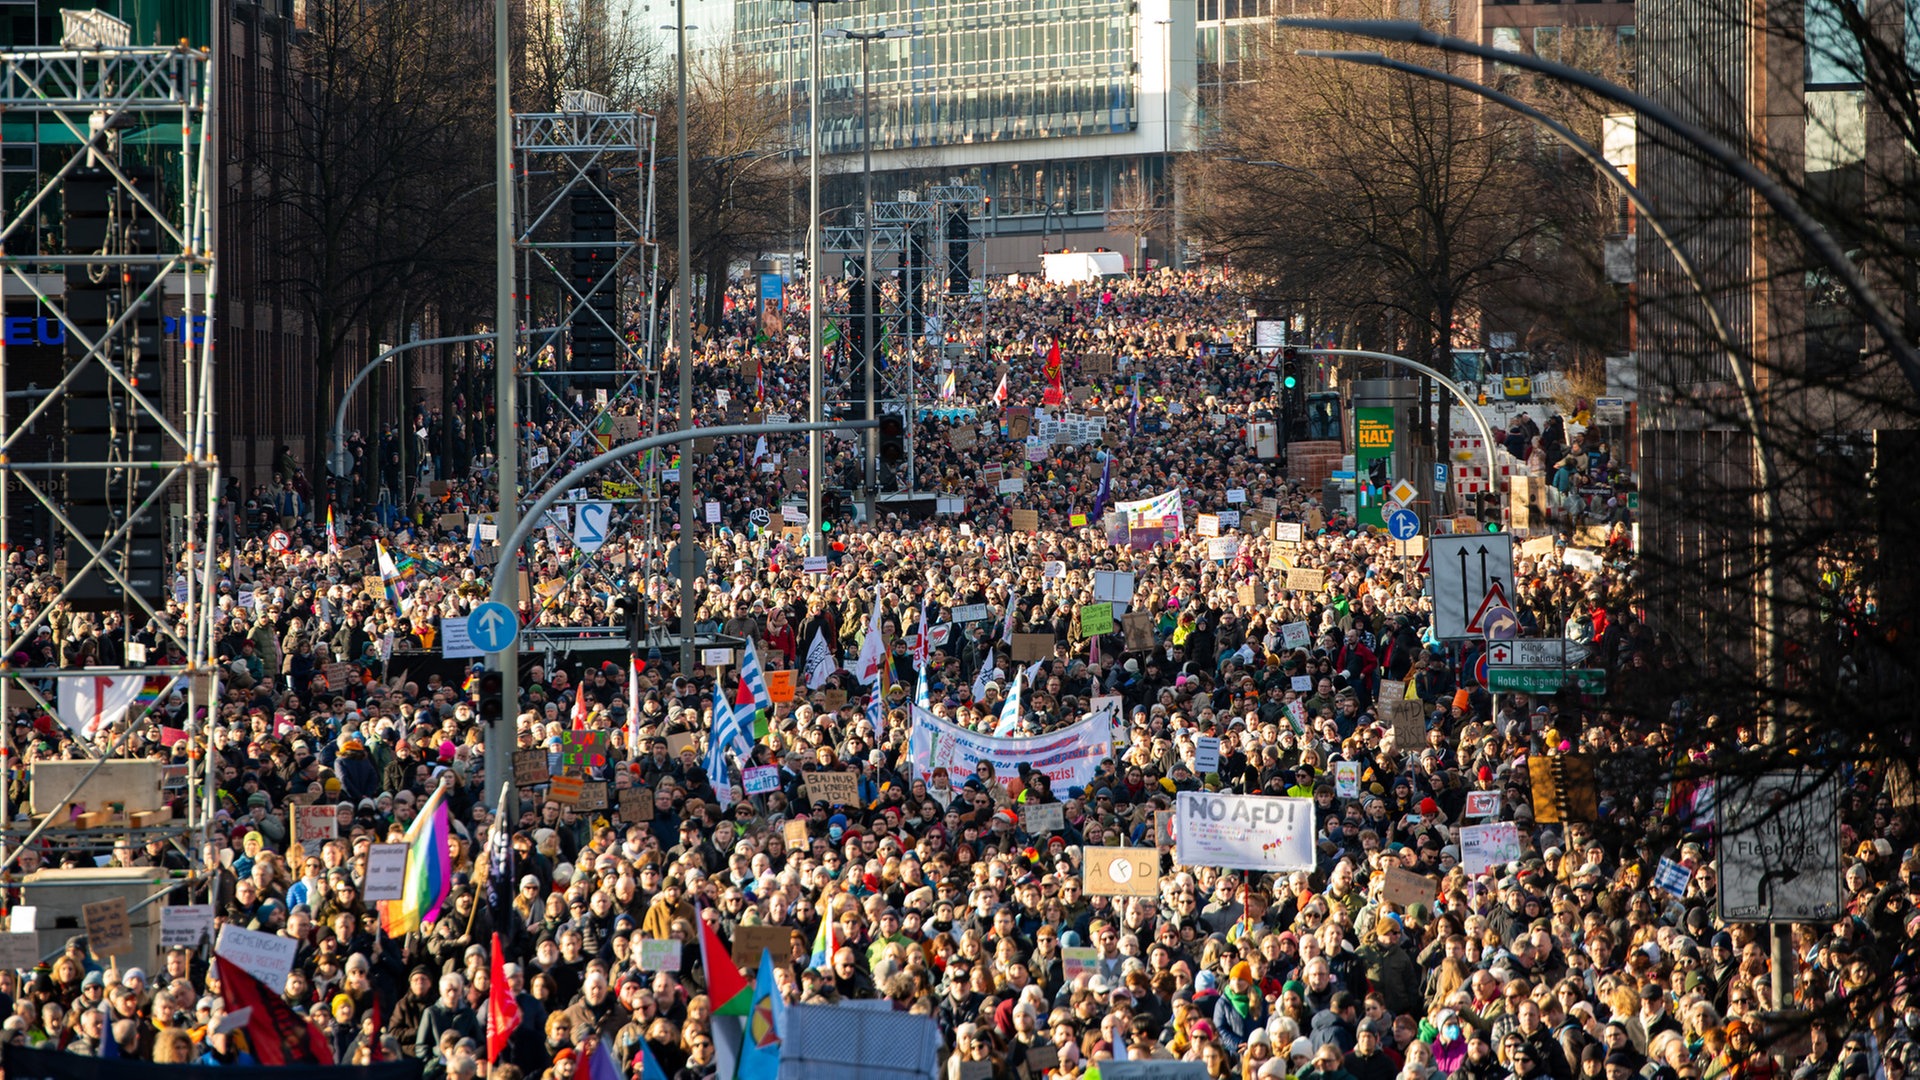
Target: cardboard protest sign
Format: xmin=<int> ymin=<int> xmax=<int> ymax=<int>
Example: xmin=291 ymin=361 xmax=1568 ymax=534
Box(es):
xmin=1012 ymin=633 xmax=1054 ymax=662
xmin=514 ymin=750 xmax=549 ymax=787
xmin=1082 ymin=846 xmax=1159 ymax=897
xmin=619 ymin=787 xmax=656 ymax=822
xmin=83 ymin=898 xmax=130 ymax=957
xmin=805 ymin=770 xmax=858 ymax=806
xmin=1284 ymin=567 xmax=1326 ymax=592
xmin=767 ymin=669 xmax=796 ymax=703
xmin=1382 ymin=867 xmax=1436 ymax=909
xmin=731 ymin=925 xmax=793 ymax=969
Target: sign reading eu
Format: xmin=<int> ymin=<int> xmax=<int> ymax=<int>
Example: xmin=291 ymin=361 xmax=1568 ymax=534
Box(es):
xmin=0 ymin=315 xmax=210 ymax=346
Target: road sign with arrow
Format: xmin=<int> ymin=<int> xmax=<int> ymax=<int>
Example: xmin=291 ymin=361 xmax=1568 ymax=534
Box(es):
xmin=467 ymin=601 xmax=520 ymax=654
xmin=1428 ymin=533 xmax=1514 ymax=640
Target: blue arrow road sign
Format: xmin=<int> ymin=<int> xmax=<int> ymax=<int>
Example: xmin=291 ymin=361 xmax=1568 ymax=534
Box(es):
xmin=467 ymin=601 xmax=521 ymax=654
xmin=1386 ymin=508 xmax=1421 ymax=541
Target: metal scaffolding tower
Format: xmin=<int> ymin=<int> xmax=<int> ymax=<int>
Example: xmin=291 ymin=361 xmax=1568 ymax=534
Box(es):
xmin=821 ymin=184 xmax=986 ymax=493
xmin=0 ymin=25 xmax=220 ymax=864
xmin=512 ymin=95 xmax=660 ymax=577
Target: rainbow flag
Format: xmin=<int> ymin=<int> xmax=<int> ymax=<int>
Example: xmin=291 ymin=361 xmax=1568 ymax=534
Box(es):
xmin=808 ymin=897 xmax=836 ymax=970
xmin=379 ymin=783 xmax=452 ymax=936
xmin=326 ymin=507 xmax=341 ymax=555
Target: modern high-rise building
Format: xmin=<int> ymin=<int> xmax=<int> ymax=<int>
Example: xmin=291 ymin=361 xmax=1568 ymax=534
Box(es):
xmin=732 ymin=0 xmax=1200 ymax=272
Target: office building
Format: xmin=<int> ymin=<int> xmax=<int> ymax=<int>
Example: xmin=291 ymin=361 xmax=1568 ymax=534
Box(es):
xmin=1631 ymin=0 xmax=1912 ymax=662
xmin=732 ymin=0 xmax=1198 ymax=272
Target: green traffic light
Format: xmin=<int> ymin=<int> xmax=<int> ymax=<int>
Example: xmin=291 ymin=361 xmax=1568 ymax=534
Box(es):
xmin=1283 ymin=376 xmax=1298 ymax=389
xmin=821 ymin=520 xmax=834 ymax=532
xmin=1485 ymin=522 xmax=1501 ymax=533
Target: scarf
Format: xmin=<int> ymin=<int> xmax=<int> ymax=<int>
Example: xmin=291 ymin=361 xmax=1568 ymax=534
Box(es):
xmin=1222 ymin=983 xmax=1254 ymax=1017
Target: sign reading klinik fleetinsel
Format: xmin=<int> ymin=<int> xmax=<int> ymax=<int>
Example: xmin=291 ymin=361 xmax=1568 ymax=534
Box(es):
xmin=1174 ymin=791 xmax=1317 ymax=871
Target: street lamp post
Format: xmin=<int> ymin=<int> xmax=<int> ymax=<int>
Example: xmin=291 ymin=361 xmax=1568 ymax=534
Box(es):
xmin=489 ymin=0 xmax=517 ymax=808
xmin=1155 ymin=18 xmax=1177 ymax=267
xmin=791 ymin=1 xmax=839 ymax=553
xmin=668 ymin=11 xmax=700 ymax=674
xmin=823 ymin=26 xmax=912 ymax=502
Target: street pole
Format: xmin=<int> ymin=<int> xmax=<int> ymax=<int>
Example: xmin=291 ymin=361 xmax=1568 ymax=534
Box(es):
xmin=489 ymin=0 xmax=517 ymax=808
xmin=675 ymin=8 xmax=697 ymax=675
xmin=861 ymin=35 xmax=876 ymax=500
xmin=806 ymin=2 xmax=826 ymax=554
xmin=824 ymin=26 xmax=911 ymax=503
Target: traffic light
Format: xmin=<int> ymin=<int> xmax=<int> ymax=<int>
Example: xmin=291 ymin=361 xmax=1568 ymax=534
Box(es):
xmin=946 ymin=207 xmax=971 ymax=296
xmin=820 ymin=489 xmax=852 ymax=531
xmin=1281 ymin=347 xmax=1299 ymax=390
xmin=477 ymin=670 xmax=505 ymax=727
xmin=878 ymin=413 xmax=906 ymax=465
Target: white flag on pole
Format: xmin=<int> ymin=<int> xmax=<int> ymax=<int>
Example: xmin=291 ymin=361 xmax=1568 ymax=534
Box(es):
xmin=56 ymin=673 xmax=146 ymax=741
xmin=971 ymin=649 xmax=996 ymax=702
xmin=803 ymin=627 xmax=837 ymax=690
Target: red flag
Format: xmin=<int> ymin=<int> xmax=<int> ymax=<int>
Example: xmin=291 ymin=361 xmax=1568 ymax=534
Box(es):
xmin=366 ymin=993 xmax=384 ymax=1063
xmin=1045 ymin=339 xmax=1063 ymax=383
xmin=213 ymin=955 xmax=333 ymax=1066
xmin=993 ymin=372 xmax=1009 ymax=406
xmin=571 ymin=680 xmax=589 ymax=729
xmin=488 ymin=932 xmax=522 ymax=1063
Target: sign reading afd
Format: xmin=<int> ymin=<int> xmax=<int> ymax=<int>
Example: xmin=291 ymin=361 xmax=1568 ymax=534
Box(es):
xmin=1 ymin=315 xmax=210 ymax=346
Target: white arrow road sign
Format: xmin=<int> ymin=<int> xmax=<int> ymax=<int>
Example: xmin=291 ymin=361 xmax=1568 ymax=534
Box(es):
xmin=1429 ymin=533 xmax=1514 ymax=640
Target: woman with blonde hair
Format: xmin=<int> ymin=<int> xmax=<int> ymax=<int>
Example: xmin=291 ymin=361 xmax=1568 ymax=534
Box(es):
xmin=1241 ymin=1028 xmax=1280 ymax=1080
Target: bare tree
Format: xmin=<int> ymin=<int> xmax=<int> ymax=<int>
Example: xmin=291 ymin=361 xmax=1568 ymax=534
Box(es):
xmin=1106 ymin=176 xmax=1169 ymax=275
xmin=258 ymin=0 xmax=493 ymax=488
xmin=648 ymin=47 xmax=800 ymax=331
xmin=521 ymin=0 xmax=663 ymax=114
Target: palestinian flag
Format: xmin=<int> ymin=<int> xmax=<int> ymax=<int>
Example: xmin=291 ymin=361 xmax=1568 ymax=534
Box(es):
xmin=698 ymin=900 xmax=752 ymax=1015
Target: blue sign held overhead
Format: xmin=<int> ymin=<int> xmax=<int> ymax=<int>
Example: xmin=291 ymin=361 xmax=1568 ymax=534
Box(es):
xmin=467 ymin=601 xmax=521 ymax=654
xmin=1386 ymin=508 xmax=1421 ymax=541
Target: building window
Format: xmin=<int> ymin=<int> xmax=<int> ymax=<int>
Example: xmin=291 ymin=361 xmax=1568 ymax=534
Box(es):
xmin=1532 ymin=25 xmax=1561 ymax=59
xmin=1806 ymin=0 xmax=1865 ymax=87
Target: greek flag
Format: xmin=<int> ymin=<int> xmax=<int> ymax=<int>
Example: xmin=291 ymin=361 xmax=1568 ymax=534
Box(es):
xmin=739 ymin=638 xmax=773 ymax=715
xmin=993 ymin=671 xmax=1023 ymax=737
xmin=708 ymin=679 xmax=739 ymax=807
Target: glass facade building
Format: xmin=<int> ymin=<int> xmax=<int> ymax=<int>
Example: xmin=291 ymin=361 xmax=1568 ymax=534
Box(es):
xmin=734 ymin=0 xmax=1138 ymax=154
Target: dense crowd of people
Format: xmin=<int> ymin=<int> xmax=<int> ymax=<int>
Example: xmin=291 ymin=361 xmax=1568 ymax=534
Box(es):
xmin=0 ymin=265 xmax=1901 ymax=1080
